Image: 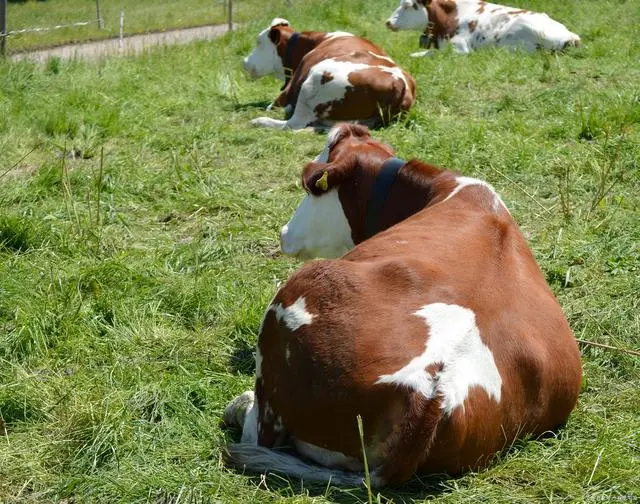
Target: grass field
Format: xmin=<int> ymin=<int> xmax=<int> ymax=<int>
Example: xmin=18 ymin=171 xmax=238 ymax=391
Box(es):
xmin=1 ymin=0 xmax=639 ymax=502
xmin=3 ymin=0 xmax=267 ymax=53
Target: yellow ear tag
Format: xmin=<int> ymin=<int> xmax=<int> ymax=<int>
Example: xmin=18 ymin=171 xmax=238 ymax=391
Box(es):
xmin=315 ymin=171 xmax=329 ymax=191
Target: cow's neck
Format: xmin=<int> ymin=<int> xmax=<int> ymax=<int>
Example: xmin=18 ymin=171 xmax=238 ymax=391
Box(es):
xmin=425 ymin=0 xmax=460 ymax=44
xmin=343 ymin=160 xmax=454 ymax=244
xmin=279 ymin=31 xmax=326 ymax=75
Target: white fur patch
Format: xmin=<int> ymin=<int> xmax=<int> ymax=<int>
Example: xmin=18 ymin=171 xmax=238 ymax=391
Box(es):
xmin=313 ymin=125 xmax=344 ymax=162
xmin=325 ymin=31 xmax=354 ymax=40
xmin=281 ymin=189 xmax=354 ymax=259
xmin=270 ymin=17 xmax=289 ymax=27
xmin=240 ymin=396 xmax=259 ymax=443
xmin=270 ymin=296 xmax=315 ymax=332
xmin=367 ymin=51 xmax=396 ymax=64
xmin=442 ymin=176 xmax=508 ymax=213
xmin=376 ymin=303 xmax=502 ymax=415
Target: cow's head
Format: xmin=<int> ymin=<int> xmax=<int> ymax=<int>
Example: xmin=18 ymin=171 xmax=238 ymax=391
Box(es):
xmin=243 ymin=18 xmax=292 ymax=80
xmin=386 ymin=0 xmax=430 ymax=32
xmin=280 ymin=124 xmax=396 ymax=259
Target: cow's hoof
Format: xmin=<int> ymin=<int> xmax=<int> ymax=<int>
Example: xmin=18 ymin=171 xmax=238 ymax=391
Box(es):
xmin=223 ymin=390 xmax=254 ymax=428
xmin=410 ymin=50 xmax=434 ymax=58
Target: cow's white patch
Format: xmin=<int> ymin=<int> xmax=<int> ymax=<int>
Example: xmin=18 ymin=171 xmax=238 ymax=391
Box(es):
xmin=441 ymin=176 xmax=508 ymax=213
xmin=270 ymin=17 xmax=289 ymax=28
xmin=386 ymin=0 xmax=429 ymax=31
xmin=240 ymin=395 xmax=259 ymax=444
xmin=367 ymin=51 xmax=396 ymax=64
xmin=285 ymin=345 xmax=291 ymax=364
xmin=376 ymin=303 xmax=502 ymax=415
xmin=281 ymin=189 xmax=354 ymax=259
xmin=313 ymin=125 xmax=345 ymax=162
xmin=271 ymin=296 xmax=315 ymax=332
xmin=275 ymin=415 xmax=284 ymax=433
xmin=294 ymin=439 xmax=365 ymax=472
xmin=325 ymin=31 xmax=354 ymax=40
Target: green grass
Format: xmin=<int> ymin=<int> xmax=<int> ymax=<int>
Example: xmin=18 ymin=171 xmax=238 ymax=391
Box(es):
xmin=0 ymin=0 xmax=639 ymax=502
xmin=3 ymin=0 xmax=271 ymax=53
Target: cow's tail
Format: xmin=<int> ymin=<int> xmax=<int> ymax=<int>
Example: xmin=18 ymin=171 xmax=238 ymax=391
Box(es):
xmin=399 ymin=73 xmax=417 ymax=113
xmin=372 ymin=391 xmax=443 ymax=484
xmin=378 ymin=74 xmax=416 ymax=126
xmin=224 ymin=443 xmax=372 ymax=487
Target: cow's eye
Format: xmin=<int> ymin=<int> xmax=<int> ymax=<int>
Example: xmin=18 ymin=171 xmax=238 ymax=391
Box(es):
xmin=413 ymin=3 xmax=419 ymax=10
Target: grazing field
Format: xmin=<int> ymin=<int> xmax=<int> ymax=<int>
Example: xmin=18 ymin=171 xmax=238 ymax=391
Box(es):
xmin=3 ymin=0 xmax=265 ymax=53
xmin=1 ymin=0 xmax=639 ymax=502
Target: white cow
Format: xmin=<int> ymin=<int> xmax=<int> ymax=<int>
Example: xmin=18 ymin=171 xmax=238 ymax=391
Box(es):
xmin=386 ymin=0 xmax=580 ymax=56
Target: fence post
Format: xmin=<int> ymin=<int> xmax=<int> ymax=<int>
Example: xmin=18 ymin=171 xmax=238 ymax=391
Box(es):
xmin=0 ymin=0 xmax=7 ymax=57
xmin=96 ymin=0 xmax=103 ymax=29
xmin=119 ymin=10 xmax=124 ymax=52
xmin=227 ymin=0 xmax=233 ymax=31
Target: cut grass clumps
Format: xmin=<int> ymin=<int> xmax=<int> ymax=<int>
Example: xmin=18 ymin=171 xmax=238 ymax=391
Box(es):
xmin=0 ymin=0 xmax=639 ymax=502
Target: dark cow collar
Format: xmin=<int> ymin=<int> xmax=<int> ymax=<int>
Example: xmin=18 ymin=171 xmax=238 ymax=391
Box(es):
xmin=364 ymin=157 xmax=406 ymax=240
xmin=281 ymin=32 xmax=300 ymax=90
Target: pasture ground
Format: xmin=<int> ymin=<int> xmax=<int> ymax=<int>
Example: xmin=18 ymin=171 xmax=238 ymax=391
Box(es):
xmin=1 ymin=0 xmax=639 ymax=502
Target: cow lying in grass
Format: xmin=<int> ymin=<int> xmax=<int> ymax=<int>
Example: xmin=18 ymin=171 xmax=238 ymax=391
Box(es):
xmin=223 ymin=124 xmax=582 ymax=486
xmin=243 ymin=19 xmax=416 ymax=130
xmin=385 ymin=0 xmax=580 ymax=56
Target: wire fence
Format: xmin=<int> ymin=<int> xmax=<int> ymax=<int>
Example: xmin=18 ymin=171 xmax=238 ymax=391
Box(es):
xmin=0 ymin=0 xmax=242 ymax=57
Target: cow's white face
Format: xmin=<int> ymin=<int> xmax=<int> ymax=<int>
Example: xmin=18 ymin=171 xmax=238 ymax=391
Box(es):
xmin=280 ymin=190 xmax=354 ymax=260
xmin=386 ymin=0 xmax=429 ymax=31
xmin=243 ymin=19 xmax=288 ymax=80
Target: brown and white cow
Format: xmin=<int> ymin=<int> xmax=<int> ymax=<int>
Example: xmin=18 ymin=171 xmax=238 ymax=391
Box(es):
xmin=223 ymin=124 xmax=582 ymax=486
xmin=243 ymin=19 xmax=416 ymax=130
xmin=385 ymin=0 xmax=580 ymax=56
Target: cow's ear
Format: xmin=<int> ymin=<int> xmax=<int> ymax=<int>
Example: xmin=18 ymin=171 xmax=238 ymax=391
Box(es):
xmin=304 ymin=164 xmax=334 ymax=195
xmin=303 ymin=158 xmax=354 ymax=196
xmin=269 ymin=27 xmax=281 ymax=45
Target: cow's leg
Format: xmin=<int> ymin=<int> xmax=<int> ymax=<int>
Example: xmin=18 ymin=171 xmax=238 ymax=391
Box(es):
xmin=223 ymin=390 xmax=258 ymax=444
xmin=251 ymin=74 xmax=322 ymax=130
xmin=266 ymin=89 xmax=288 ymax=111
xmin=449 ymin=35 xmax=471 ymax=54
xmin=251 ymin=100 xmax=318 ymax=130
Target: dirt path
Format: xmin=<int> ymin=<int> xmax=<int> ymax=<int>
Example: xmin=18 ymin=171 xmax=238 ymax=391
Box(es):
xmin=11 ymin=24 xmax=234 ymax=63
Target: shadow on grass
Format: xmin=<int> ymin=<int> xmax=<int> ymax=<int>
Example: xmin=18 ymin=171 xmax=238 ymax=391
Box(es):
xmin=228 ymin=338 xmax=256 ymax=375
xmin=231 ymin=100 xmax=272 ymax=112
xmin=230 ymin=470 xmax=453 ymax=503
